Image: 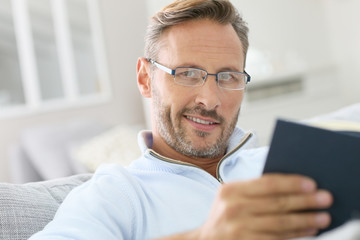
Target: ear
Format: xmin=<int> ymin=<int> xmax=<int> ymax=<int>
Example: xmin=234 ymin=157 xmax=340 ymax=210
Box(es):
xmin=137 ymin=57 xmax=152 ymax=98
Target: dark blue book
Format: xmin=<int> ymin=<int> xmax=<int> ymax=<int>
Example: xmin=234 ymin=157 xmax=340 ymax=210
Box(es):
xmin=263 ymin=119 xmax=360 ymax=234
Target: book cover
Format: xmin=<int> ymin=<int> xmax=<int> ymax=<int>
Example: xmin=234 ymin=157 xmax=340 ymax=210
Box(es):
xmin=263 ymin=119 xmax=360 ymax=234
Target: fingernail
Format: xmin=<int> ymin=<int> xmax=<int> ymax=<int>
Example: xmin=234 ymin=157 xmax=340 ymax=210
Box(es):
xmin=302 ymin=179 xmax=316 ymax=192
xmin=315 ymin=213 xmax=330 ymax=226
xmin=316 ymin=192 xmax=331 ymax=205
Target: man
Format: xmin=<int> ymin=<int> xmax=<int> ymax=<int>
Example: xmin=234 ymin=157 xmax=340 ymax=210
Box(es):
xmin=30 ymin=0 xmax=333 ymax=239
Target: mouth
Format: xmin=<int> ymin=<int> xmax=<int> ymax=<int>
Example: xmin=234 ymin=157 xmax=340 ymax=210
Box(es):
xmin=185 ymin=115 xmax=218 ymax=125
xmin=184 ymin=115 xmax=220 ymax=132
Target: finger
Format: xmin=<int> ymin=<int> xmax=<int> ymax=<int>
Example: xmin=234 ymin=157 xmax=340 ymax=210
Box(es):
xmin=266 ymin=228 xmax=319 ymax=240
xmin=282 ymin=229 xmax=319 ymax=240
xmin=239 ymin=229 xmax=319 ymax=240
xmin=249 ymin=212 xmax=331 ymax=233
xmin=232 ymin=190 xmax=333 ymax=214
xmin=222 ymin=212 xmax=329 ymax=240
xmin=229 ymin=174 xmax=317 ymax=197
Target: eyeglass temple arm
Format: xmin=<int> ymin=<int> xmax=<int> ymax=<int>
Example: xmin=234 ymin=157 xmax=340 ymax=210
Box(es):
xmin=148 ymin=59 xmax=175 ymax=75
xmin=243 ymin=71 xmax=251 ymax=83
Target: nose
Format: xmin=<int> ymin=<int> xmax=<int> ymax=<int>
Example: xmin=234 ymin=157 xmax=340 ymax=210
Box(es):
xmin=194 ymin=74 xmax=221 ymax=110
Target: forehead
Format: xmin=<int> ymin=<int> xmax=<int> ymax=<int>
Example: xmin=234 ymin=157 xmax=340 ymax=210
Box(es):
xmin=157 ymin=19 xmax=244 ymax=69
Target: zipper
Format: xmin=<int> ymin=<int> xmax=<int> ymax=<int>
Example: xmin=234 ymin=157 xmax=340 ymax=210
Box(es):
xmin=148 ymin=132 xmax=253 ymax=183
xmin=148 ymin=150 xmax=200 ymax=168
xmin=215 ymin=132 xmax=253 ymax=183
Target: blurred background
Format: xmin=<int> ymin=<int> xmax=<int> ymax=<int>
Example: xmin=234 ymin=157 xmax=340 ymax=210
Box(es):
xmin=0 ymin=0 xmax=359 ymax=183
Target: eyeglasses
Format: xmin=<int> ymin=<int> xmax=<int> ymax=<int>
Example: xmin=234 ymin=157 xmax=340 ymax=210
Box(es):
xmin=148 ymin=59 xmax=250 ymax=91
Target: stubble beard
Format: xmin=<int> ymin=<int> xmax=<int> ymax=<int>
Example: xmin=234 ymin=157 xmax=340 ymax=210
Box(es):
xmin=152 ymin=87 xmax=240 ymax=159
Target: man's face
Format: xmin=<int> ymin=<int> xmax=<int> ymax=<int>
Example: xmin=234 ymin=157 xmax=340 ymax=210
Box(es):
xmin=151 ymin=19 xmax=245 ymax=159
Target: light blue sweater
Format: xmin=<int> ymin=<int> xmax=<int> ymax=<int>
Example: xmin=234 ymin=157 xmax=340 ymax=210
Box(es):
xmin=30 ymin=127 xmax=268 ymax=239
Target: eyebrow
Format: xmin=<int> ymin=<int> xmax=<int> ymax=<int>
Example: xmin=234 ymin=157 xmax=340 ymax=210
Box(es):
xmin=176 ymin=62 xmax=203 ymax=69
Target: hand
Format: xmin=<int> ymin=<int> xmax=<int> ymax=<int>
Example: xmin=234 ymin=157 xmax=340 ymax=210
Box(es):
xmin=195 ymin=173 xmax=333 ymax=240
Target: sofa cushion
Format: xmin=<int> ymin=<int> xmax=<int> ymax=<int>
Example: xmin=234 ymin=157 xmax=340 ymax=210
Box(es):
xmin=0 ymin=174 xmax=92 ymax=240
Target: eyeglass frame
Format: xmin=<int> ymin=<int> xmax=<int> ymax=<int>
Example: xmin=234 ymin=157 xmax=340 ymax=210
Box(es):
xmin=147 ymin=58 xmax=251 ymax=91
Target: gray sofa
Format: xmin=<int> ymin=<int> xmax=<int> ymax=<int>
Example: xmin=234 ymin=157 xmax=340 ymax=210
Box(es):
xmin=0 ymin=174 xmax=91 ymax=240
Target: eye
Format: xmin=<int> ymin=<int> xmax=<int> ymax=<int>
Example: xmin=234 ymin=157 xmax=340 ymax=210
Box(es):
xmin=184 ymin=70 xmax=197 ymax=78
xmin=219 ymin=72 xmax=239 ymax=82
xmin=176 ymin=69 xmax=201 ymax=79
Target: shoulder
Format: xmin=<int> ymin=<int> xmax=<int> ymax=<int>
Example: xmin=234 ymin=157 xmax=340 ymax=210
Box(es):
xmin=68 ymin=164 xmax=143 ymax=203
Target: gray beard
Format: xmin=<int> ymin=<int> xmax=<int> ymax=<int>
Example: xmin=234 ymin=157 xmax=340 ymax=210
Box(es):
xmin=152 ymin=86 xmax=239 ymax=159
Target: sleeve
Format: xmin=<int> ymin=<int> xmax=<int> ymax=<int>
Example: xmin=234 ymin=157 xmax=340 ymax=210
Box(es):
xmin=29 ymin=165 xmax=144 ymax=240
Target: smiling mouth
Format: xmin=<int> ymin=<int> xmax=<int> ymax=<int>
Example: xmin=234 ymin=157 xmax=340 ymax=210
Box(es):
xmin=185 ymin=116 xmax=218 ymax=125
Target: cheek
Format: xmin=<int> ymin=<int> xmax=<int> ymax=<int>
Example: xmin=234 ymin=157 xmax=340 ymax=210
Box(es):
xmin=168 ymin=91 xmax=193 ymax=120
xmin=153 ymin=78 xmax=191 ymax=117
xmin=222 ymin=93 xmax=244 ymax=117
xmin=164 ymin=83 xmax=194 ymax=110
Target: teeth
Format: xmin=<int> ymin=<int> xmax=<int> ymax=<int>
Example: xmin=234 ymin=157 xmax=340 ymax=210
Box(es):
xmin=186 ymin=116 xmax=215 ymax=125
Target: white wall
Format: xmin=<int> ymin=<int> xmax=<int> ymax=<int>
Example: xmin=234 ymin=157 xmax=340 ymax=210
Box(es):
xmin=237 ymin=0 xmax=360 ymax=145
xmin=0 ymin=0 xmax=148 ymax=182
xmin=321 ymin=0 xmax=360 ymax=103
xmin=235 ymin=0 xmax=334 ymax=70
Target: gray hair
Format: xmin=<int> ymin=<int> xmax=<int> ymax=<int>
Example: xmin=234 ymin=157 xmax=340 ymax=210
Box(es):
xmin=144 ymin=0 xmax=249 ymax=62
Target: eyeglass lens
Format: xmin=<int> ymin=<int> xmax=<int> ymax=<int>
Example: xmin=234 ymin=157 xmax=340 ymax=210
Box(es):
xmin=174 ymin=68 xmax=246 ymax=90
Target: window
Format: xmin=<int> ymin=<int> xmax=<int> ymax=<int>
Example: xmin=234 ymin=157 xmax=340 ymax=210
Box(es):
xmin=0 ymin=0 xmax=110 ymax=118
